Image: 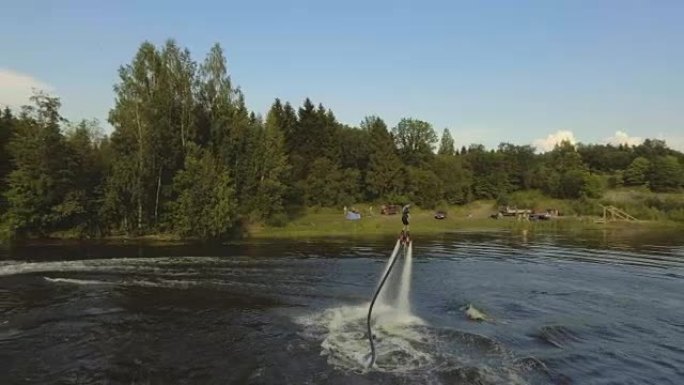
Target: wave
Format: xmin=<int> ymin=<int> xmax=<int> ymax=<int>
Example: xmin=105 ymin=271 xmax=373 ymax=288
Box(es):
xmin=534 ymin=325 xmax=584 ymax=348
xmin=296 ymin=304 xmax=549 ymax=384
xmin=43 ymin=277 xmax=111 ymax=286
xmin=0 ymin=256 xmax=281 ymax=278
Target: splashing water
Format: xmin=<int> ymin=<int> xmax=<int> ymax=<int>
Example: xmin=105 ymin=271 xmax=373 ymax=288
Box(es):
xmin=295 ymin=240 xmax=547 ymax=383
xmin=377 ymin=240 xmax=413 ymax=317
xmin=397 ymin=241 xmax=413 ymax=316
xmin=297 ymin=303 xmax=543 ymax=384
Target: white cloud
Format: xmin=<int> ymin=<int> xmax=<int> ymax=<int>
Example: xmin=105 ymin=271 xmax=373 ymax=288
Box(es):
xmin=533 ymin=130 xmax=576 ymax=152
xmin=604 ymin=130 xmax=643 ymax=147
xmin=0 ymin=68 xmax=54 ymax=109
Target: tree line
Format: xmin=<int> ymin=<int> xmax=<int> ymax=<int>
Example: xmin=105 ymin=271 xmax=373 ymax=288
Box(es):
xmin=1 ymin=40 xmax=683 ymax=239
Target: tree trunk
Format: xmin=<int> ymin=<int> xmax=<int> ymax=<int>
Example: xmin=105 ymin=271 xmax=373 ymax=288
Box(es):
xmin=180 ymin=91 xmax=186 ymax=149
xmin=155 ymin=166 xmax=162 ymax=226
xmin=181 ymin=117 xmax=186 ymax=149
xmin=136 ymin=106 xmax=144 ymax=231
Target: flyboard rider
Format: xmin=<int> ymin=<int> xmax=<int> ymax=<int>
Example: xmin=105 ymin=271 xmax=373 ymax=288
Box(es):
xmin=401 ymin=204 xmax=410 ymax=241
xmin=366 ymin=202 xmax=413 ymax=367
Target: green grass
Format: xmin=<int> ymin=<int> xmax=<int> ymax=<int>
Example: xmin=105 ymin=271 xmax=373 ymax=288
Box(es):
xmin=248 ymin=198 xmax=681 ymax=239
xmin=600 ymin=187 xmax=684 ymax=222
xmin=6 ymin=188 xmax=680 ymax=244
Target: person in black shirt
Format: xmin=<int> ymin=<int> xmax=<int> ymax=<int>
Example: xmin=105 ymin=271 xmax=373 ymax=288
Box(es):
xmin=401 ymin=204 xmax=410 ymax=232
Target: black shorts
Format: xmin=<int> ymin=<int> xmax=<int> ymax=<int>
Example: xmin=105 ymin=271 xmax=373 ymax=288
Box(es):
xmin=402 ymin=215 xmax=409 ymax=225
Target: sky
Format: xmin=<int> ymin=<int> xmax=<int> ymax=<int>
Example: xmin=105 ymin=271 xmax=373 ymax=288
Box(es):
xmin=1 ymin=0 xmax=683 ymax=151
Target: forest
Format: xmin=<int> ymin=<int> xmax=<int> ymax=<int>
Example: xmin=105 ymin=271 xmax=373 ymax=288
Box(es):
xmin=1 ymin=40 xmax=683 ymax=240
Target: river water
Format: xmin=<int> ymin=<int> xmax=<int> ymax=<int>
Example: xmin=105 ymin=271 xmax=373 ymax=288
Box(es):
xmin=1 ymin=229 xmax=683 ymax=384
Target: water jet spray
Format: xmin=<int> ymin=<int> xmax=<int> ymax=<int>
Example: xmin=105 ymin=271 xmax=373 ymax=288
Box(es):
xmin=366 ymin=230 xmax=413 ymax=368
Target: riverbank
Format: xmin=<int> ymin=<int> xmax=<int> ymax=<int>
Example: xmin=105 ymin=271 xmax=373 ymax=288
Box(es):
xmin=247 ymin=204 xmax=682 ymax=239
xmin=3 ymin=197 xmax=681 ymax=246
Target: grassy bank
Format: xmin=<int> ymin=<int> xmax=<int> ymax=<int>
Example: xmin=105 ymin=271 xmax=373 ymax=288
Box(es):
xmin=4 ymin=189 xmax=680 ymax=245
xmin=248 ymin=200 xmax=681 ymax=239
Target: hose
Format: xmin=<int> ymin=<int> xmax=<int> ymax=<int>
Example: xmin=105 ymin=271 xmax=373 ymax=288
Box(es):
xmin=366 ymin=236 xmax=404 ymax=368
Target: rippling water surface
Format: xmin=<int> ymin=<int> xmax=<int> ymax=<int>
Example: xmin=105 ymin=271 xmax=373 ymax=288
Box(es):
xmin=1 ymin=229 xmax=683 ymax=384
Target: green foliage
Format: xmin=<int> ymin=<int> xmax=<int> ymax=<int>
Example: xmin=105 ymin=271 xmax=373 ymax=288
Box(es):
xmin=392 ymin=118 xmax=438 ymax=166
xmin=246 ymin=108 xmax=290 ymax=220
xmin=171 ymin=145 xmax=236 ymax=239
xmin=2 ymin=38 xmax=684 ymax=241
xmin=61 ymin=119 xmax=106 ymax=236
xmin=363 ymin=116 xmax=404 ymax=200
xmin=555 ymin=170 xmax=604 ymax=199
xmin=431 ymin=155 xmax=472 ymax=204
xmin=437 ymin=128 xmax=455 ymax=156
xmin=497 ymin=143 xmax=536 ymax=190
xmin=582 ymin=173 xmax=605 ymax=198
xmin=649 ymin=156 xmax=683 ymax=192
xmin=464 ymin=146 xmax=512 ymax=200
xmin=405 ymin=167 xmax=442 ymax=209
xmin=287 ymin=99 xmax=340 ymax=181
xmin=304 ymin=158 xmax=360 ymax=207
xmin=624 ymin=157 xmax=650 ymax=186
xmin=3 ymin=94 xmax=73 ymax=236
xmin=338 ymin=126 xmax=371 ymax=171
xmin=0 ymin=107 xmax=16 ymax=214
xmin=578 ymin=143 xmax=633 ymax=172
xmin=550 ymin=140 xmax=585 ymax=173
xmin=602 ymin=189 xmax=684 ymax=222
xmin=606 ymin=172 xmax=624 ymax=188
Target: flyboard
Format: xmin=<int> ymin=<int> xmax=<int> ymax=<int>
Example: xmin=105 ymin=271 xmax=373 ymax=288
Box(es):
xmin=365 ymin=229 xmax=413 ymax=368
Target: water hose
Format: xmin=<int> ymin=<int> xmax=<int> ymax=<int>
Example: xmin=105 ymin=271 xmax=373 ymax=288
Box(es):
xmin=366 ymin=236 xmax=405 ymax=368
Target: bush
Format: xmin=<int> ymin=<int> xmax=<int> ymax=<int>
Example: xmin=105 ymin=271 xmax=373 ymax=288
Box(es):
xmin=606 ymin=172 xmax=624 ymax=188
xmin=569 ymin=198 xmax=603 ymax=216
xmin=0 ymin=220 xmax=12 ymax=243
xmin=266 ymin=212 xmax=289 ymax=227
xmin=496 ymin=193 xmax=510 ymax=207
xmin=583 ymin=173 xmax=606 ymax=198
xmin=384 ymin=193 xmax=410 ymax=205
xmin=668 ymin=208 xmax=684 ymax=222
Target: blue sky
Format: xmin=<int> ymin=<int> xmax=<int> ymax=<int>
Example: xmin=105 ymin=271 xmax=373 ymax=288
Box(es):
xmin=1 ymin=0 xmax=683 ymax=151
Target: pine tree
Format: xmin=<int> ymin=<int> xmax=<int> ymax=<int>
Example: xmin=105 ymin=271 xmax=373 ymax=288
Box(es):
xmin=0 ymin=107 xmax=15 ymax=214
xmin=438 ymin=128 xmax=455 ymax=156
xmin=250 ymin=107 xmax=291 ymax=219
xmin=4 ymin=93 xmax=72 ymax=236
xmin=171 ymin=144 xmax=236 ymax=239
xmin=363 ymin=116 xmax=404 ymax=200
xmin=290 ymin=98 xmax=318 ymax=180
xmin=61 ymin=119 xmax=106 ymax=235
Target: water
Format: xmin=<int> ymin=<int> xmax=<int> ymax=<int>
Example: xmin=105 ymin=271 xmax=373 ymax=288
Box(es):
xmin=396 ymin=241 xmax=413 ymax=316
xmin=1 ymin=229 xmax=683 ymax=384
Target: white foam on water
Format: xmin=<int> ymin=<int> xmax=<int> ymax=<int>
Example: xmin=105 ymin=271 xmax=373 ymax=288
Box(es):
xmin=42 ymin=276 xmax=221 ymax=289
xmin=295 ymin=240 xmax=426 ymax=372
xmin=43 ymin=277 xmax=111 ymax=286
xmin=298 ymin=303 xmax=429 ymax=373
xmin=0 ymin=256 xmax=236 ymax=277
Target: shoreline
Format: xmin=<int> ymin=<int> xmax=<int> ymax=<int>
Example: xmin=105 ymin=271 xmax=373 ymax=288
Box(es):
xmin=3 ymin=213 xmax=680 ymax=247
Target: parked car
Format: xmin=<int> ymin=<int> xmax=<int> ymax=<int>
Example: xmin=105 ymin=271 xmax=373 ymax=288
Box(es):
xmin=529 ymin=213 xmax=551 ymax=221
xmin=380 ymin=204 xmax=399 ymax=215
xmin=434 ymin=211 xmax=447 ymax=220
